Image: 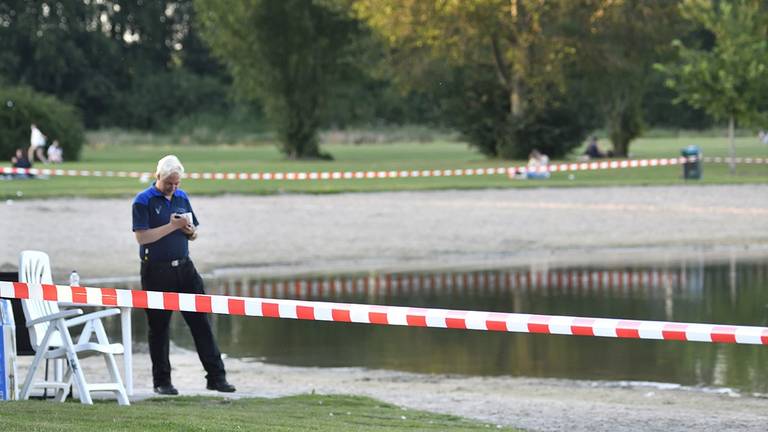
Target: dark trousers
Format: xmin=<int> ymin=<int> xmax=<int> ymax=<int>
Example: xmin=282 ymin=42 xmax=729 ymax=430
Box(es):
xmin=140 ymin=259 xmax=226 ymax=386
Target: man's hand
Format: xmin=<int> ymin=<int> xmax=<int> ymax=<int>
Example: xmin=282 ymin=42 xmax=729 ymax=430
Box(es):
xmin=135 ymin=214 xmax=193 ymax=245
xmin=180 ymin=220 xmax=197 ymax=240
xmin=170 ymin=213 xmax=189 ymax=230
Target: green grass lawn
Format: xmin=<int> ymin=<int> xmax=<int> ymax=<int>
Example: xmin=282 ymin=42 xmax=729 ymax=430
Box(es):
xmin=0 ymin=395 xmax=517 ymax=432
xmin=2 ymin=134 xmax=766 ymax=199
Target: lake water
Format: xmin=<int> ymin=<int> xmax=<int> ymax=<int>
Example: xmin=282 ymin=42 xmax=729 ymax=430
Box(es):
xmin=114 ymin=258 xmax=768 ymax=393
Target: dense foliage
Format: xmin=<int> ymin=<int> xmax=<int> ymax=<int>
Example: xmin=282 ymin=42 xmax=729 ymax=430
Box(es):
xmin=349 ymin=0 xmax=703 ymax=158
xmin=0 ymin=0 xmax=229 ymax=129
xmin=0 ymin=86 xmax=84 ymax=161
xmin=431 ymin=65 xmax=598 ymax=159
xmin=196 ymin=0 xmax=368 ymax=159
xmin=5 ymin=0 xmax=765 ymax=161
xmin=657 ymin=0 xmax=768 ymax=172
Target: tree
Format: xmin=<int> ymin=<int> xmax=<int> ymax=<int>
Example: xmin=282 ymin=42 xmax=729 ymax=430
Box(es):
xmin=351 ymin=0 xmax=597 ymax=159
xmin=195 ymin=0 xmax=363 ymax=159
xmin=657 ymin=0 xmax=768 ymax=173
xmin=0 ymin=0 xmax=127 ymax=127
xmin=0 ymin=1 xmax=226 ymax=129
xmin=576 ymin=1 xmax=683 ymax=157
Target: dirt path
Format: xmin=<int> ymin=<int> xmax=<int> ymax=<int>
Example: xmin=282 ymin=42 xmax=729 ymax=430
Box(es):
xmin=4 ymin=184 xmax=768 ymax=431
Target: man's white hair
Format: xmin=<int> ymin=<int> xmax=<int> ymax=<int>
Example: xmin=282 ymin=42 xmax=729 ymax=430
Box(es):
xmin=156 ymin=155 xmax=184 ymax=179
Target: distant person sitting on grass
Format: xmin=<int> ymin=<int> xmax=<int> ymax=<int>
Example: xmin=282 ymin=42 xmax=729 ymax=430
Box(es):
xmin=583 ymin=136 xmax=613 ymax=160
xmin=8 ymin=148 xmax=33 ymax=179
xmin=11 ymin=148 xmax=31 ymax=169
xmin=526 ymin=149 xmax=551 ymax=179
xmin=47 ymin=140 xmax=63 ymax=163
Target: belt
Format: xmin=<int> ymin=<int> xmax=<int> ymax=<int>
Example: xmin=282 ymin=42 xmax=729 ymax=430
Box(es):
xmin=143 ymin=257 xmax=189 ymax=267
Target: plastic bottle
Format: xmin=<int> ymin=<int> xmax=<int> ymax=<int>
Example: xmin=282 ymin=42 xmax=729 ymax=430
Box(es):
xmin=69 ymin=270 xmax=80 ymax=287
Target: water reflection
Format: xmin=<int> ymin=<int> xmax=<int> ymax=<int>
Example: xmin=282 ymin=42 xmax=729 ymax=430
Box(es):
xmin=111 ymin=259 xmax=768 ymax=393
xmin=211 ymin=267 xmax=684 ymax=304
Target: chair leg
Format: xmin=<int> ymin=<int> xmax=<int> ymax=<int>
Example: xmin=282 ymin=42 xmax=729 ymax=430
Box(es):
xmin=96 ymin=321 xmax=129 ymax=405
xmin=58 ymin=319 xmax=92 ymax=405
xmin=54 ymin=358 xmax=65 ymax=388
xmin=20 ymin=348 xmax=47 ymax=400
xmin=103 ymin=353 xmax=129 ymax=405
xmin=78 ymin=321 xmax=95 ymax=345
xmin=20 ymin=323 xmax=59 ymax=400
xmin=55 ymin=366 xmax=74 ymax=402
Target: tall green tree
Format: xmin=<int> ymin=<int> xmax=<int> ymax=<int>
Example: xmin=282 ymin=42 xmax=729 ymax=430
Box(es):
xmin=657 ymin=0 xmax=768 ymax=173
xmin=577 ymin=1 xmax=683 ymax=157
xmin=351 ymin=0 xmax=598 ymax=159
xmin=352 ymin=0 xmax=570 ymax=118
xmin=196 ymin=0 xmax=362 ymax=159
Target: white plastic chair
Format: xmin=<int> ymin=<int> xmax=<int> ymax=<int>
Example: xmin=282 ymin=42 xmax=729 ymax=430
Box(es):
xmin=18 ymin=250 xmax=129 ymax=405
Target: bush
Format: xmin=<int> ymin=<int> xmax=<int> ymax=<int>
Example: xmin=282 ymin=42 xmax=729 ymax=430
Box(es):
xmin=500 ymin=95 xmax=599 ymax=160
xmin=441 ymin=67 xmax=598 ymax=160
xmin=0 ymin=86 xmax=85 ymax=162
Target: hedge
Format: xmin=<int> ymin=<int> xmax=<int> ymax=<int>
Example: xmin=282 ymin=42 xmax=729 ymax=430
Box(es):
xmin=0 ymin=86 xmax=85 ymax=162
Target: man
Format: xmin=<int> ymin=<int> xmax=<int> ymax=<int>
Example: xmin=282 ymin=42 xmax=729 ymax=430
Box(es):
xmin=11 ymin=148 xmax=31 ymax=169
xmin=28 ymin=123 xmax=48 ymax=164
xmin=584 ymin=136 xmax=605 ymax=159
xmin=131 ymin=155 xmax=235 ymax=395
xmin=8 ymin=148 xmax=32 ymax=179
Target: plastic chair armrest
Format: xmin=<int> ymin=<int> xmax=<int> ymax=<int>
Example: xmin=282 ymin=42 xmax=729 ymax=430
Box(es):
xmin=65 ymin=308 xmax=122 ymax=327
xmin=26 ymin=309 xmax=84 ymax=326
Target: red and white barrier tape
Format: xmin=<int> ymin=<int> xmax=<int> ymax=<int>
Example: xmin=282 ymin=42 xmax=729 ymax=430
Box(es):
xmin=2 ymin=281 xmax=766 ymax=345
xmin=702 ymin=156 xmax=767 ymax=165
xmin=1 ymin=156 xmax=707 ymax=181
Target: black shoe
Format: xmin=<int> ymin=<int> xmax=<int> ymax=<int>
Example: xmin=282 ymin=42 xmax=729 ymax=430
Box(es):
xmin=206 ymin=380 xmax=236 ymax=393
xmin=153 ymin=384 xmax=179 ymax=395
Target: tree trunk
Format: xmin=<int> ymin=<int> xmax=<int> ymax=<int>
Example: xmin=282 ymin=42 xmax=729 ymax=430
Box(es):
xmin=611 ymin=136 xmax=629 ymax=158
xmin=728 ymin=116 xmax=736 ymax=175
xmin=509 ymin=0 xmax=521 ymax=116
xmin=511 ymin=78 xmax=521 ymax=116
xmin=606 ymin=93 xmax=643 ymax=158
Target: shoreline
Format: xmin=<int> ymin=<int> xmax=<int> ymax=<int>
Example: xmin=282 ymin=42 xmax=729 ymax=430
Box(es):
xmin=84 ymin=243 xmax=768 ymax=286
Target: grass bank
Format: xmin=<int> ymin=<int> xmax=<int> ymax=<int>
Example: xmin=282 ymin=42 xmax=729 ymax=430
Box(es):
xmin=1 ymin=134 xmax=766 ymax=199
xmin=0 ymin=394 xmax=516 ymax=431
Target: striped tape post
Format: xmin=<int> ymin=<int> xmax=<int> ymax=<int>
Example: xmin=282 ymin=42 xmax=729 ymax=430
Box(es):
xmin=2 ymin=281 xmax=766 ymax=345
xmin=1 ymin=156 xmax=714 ymax=182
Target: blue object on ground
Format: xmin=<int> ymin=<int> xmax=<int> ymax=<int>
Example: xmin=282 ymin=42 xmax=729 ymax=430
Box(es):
xmin=681 ymin=145 xmax=702 ymax=180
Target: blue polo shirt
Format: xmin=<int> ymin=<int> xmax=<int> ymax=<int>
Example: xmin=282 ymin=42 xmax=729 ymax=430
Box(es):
xmin=132 ymin=184 xmax=199 ymax=262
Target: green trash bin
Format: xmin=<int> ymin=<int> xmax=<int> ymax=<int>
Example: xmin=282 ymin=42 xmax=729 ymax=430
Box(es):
xmin=681 ymin=145 xmax=702 ymax=180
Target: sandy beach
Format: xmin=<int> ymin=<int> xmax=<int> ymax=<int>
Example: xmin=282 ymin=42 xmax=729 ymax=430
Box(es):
xmin=4 ymin=184 xmax=768 ymax=431
xmin=1 ymin=185 xmax=767 ymax=281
